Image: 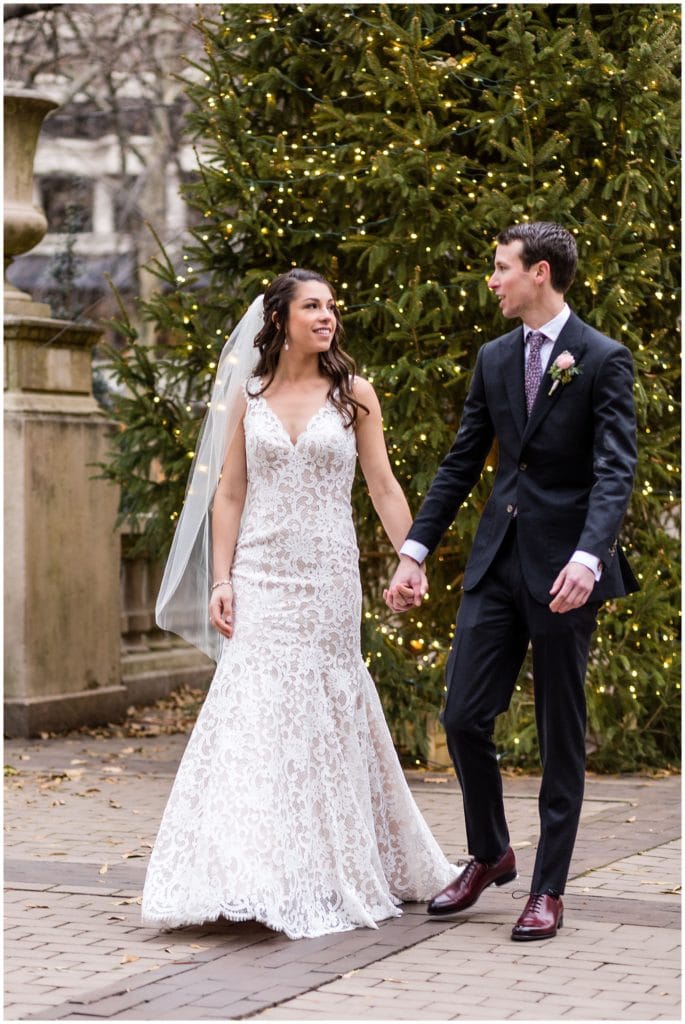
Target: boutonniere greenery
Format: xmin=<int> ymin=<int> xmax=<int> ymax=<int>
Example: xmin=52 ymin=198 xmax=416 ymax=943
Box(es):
xmin=548 ymin=351 xmax=582 ymax=395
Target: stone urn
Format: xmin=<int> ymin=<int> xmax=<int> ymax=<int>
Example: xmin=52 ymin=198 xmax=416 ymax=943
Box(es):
xmin=4 ymin=88 xmax=58 ymax=316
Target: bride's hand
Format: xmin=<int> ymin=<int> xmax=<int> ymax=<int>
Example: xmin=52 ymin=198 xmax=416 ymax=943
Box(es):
xmin=209 ymin=583 xmax=234 ymax=638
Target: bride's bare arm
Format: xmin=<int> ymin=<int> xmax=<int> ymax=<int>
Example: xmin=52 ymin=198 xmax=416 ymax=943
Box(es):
xmin=209 ymin=414 xmax=248 ymax=638
xmin=354 ymin=378 xmax=425 ymax=564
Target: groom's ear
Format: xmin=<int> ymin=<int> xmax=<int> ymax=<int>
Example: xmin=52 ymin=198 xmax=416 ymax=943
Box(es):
xmin=533 ymin=260 xmax=551 ymax=285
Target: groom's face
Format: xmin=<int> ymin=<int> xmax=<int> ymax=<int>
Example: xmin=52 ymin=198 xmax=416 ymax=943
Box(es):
xmin=488 ymin=241 xmax=541 ymax=321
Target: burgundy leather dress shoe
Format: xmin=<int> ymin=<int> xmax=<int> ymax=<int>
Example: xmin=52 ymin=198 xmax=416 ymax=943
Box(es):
xmin=427 ymin=846 xmax=517 ymax=916
xmin=511 ymin=893 xmax=564 ymax=940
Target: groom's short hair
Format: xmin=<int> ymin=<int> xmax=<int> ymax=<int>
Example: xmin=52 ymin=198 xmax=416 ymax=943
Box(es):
xmin=497 ymin=222 xmax=578 ymax=294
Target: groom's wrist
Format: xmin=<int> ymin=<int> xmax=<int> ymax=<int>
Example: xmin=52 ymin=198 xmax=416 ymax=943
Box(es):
xmin=400 ymin=538 xmax=429 ymax=566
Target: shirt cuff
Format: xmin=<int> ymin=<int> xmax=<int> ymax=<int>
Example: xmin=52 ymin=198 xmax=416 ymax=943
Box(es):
xmin=571 ymin=550 xmax=603 ymax=582
xmin=400 ymin=539 xmax=429 ymax=565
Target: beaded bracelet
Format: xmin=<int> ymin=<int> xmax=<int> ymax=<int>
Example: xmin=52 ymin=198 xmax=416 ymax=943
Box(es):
xmin=211 ymin=579 xmax=232 ymax=591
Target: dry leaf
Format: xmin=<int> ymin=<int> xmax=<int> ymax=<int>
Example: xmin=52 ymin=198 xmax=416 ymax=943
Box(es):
xmin=625 ymin=815 xmax=636 ymax=823
xmin=188 ymin=943 xmax=207 ymax=950
xmin=115 ymin=897 xmax=142 ymax=905
xmin=108 ymin=915 xmax=126 ymax=921
xmin=121 ymin=851 xmax=144 ymax=859
xmin=120 ymin=955 xmax=140 ymax=964
xmin=109 ymin=800 xmax=122 ymax=809
xmin=422 ymin=776 xmax=448 ymax=784
xmin=99 ymin=863 xmax=109 ymax=875
xmin=70 ymin=759 xmax=88 ymax=765
xmin=102 ymin=766 xmax=123 ymax=774
xmin=48 ymin=851 xmax=67 ymax=857
xmin=25 ymin=903 xmax=49 ymax=909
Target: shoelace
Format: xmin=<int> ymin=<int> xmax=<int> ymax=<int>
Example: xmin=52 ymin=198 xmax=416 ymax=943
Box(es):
xmin=526 ymin=893 xmax=547 ymax=913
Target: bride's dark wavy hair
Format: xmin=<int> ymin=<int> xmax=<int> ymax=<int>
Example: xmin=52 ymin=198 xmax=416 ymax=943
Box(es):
xmin=251 ymin=268 xmax=368 ymax=427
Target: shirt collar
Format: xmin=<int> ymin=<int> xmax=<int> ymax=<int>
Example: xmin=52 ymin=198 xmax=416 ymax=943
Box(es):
xmin=523 ymin=303 xmax=570 ymax=343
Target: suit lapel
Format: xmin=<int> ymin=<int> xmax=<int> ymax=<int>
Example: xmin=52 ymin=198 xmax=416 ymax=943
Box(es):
xmin=500 ymin=326 xmax=527 ymax=440
xmin=521 ymin=312 xmax=588 ymax=445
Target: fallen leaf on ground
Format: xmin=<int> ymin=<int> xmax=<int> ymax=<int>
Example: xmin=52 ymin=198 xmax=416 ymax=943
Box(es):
xmin=25 ymin=903 xmax=49 ymax=909
xmin=99 ymin=863 xmax=109 ymax=875
xmin=115 ymin=897 xmax=142 ymax=905
xmin=422 ymin=776 xmax=449 ymax=784
xmin=188 ymin=944 xmax=207 ymax=950
xmin=108 ymin=915 xmax=126 ymax=921
xmin=109 ymin=800 xmax=122 ymax=809
xmin=625 ymin=815 xmax=636 ymax=823
xmin=120 ymin=955 xmax=140 ymax=964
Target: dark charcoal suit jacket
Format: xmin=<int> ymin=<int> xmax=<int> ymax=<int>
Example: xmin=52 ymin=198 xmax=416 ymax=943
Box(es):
xmin=407 ymin=310 xmax=639 ymax=604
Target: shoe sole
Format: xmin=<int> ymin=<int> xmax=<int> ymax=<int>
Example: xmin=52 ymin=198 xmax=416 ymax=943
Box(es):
xmin=427 ymin=871 xmax=518 ymax=916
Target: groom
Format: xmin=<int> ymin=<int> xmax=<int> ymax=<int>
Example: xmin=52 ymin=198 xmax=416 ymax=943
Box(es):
xmin=385 ymin=222 xmax=637 ymax=940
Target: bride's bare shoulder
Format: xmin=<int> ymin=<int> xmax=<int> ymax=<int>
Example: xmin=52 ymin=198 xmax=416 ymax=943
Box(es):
xmin=350 ymin=376 xmax=377 ymax=402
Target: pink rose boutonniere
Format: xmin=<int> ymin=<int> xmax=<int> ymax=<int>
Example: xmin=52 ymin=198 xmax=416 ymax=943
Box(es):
xmin=548 ymin=350 xmax=582 ymax=396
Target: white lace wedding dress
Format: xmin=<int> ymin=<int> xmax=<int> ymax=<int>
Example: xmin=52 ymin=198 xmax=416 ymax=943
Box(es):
xmin=141 ymin=381 xmax=455 ymax=939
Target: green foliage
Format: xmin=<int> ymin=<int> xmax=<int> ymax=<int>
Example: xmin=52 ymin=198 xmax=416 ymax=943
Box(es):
xmin=100 ymin=3 xmax=680 ymax=771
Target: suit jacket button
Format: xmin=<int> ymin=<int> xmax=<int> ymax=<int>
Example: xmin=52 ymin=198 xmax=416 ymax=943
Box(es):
xmin=519 ymin=462 xmax=527 ymax=471
xmin=506 ymin=504 xmax=514 ymax=514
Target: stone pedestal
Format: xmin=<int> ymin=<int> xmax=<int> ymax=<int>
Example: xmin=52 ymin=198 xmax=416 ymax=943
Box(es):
xmin=4 ymin=316 xmax=125 ymax=735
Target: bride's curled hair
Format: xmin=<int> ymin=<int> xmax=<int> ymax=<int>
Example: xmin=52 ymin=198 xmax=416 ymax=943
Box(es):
xmin=251 ymin=268 xmax=368 ymax=427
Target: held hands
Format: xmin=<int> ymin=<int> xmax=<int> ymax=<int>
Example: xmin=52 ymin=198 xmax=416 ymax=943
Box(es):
xmin=383 ymin=556 xmax=428 ymax=613
xmin=209 ymin=582 xmax=234 ymax=638
xmin=549 ymin=561 xmax=595 ymax=613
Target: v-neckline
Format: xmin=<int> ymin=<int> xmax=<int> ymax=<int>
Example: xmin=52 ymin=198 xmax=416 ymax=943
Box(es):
xmin=259 ymin=395 xmax=330 ymax=448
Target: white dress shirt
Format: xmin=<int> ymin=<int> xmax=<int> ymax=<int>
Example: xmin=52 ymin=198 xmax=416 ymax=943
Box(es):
xmin=401 ymin=303 xmax=602 ymax=581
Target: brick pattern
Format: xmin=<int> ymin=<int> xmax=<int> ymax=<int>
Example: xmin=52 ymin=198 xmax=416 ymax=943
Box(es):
xmin=4 ymin=733 xmax=681 ymax=1021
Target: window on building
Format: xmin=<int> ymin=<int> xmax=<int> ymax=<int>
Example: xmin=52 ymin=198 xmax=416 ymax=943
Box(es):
xmin=40 ymin=176 xmax=94 ymax=232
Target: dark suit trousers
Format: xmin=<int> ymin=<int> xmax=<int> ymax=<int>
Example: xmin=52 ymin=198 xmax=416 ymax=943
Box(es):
xmin=442 ymin=521 xmax=599 ymax=895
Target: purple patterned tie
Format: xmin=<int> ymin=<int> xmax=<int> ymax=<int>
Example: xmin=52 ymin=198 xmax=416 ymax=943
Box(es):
xmin=525 ymin=331 xmax=546 ymax=415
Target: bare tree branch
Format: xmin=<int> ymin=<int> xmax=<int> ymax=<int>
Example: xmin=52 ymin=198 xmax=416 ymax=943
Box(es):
xmin=4 ymin=3 xmax=62 ymax=22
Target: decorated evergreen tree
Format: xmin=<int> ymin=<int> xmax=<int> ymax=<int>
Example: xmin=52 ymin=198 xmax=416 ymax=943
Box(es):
xmin=102 ymin=4 xmax=680 ymax=770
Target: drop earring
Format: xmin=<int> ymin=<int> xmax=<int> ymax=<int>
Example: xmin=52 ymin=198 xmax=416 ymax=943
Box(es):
xmin=284 ymin=338 xmax=289 ymax=351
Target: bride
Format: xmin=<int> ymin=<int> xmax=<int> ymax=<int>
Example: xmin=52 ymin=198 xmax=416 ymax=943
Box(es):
xmin=141 ymin=268 xmax=455 ymax=939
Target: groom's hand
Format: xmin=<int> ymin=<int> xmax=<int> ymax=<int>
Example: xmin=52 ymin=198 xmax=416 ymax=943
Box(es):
xmin=383 ymin=556 xmax=428 ymax=613
xmin=549 ymin=561 xmax=595 ymax=613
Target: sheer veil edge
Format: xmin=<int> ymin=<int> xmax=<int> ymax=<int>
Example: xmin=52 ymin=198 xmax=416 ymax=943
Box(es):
xmin=155 ymin=295 xmax=264 ymax=661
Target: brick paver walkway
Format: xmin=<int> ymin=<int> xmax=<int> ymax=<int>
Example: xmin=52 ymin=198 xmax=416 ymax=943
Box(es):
xmin=4 ymin=733 xmax=680 ymax=1021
